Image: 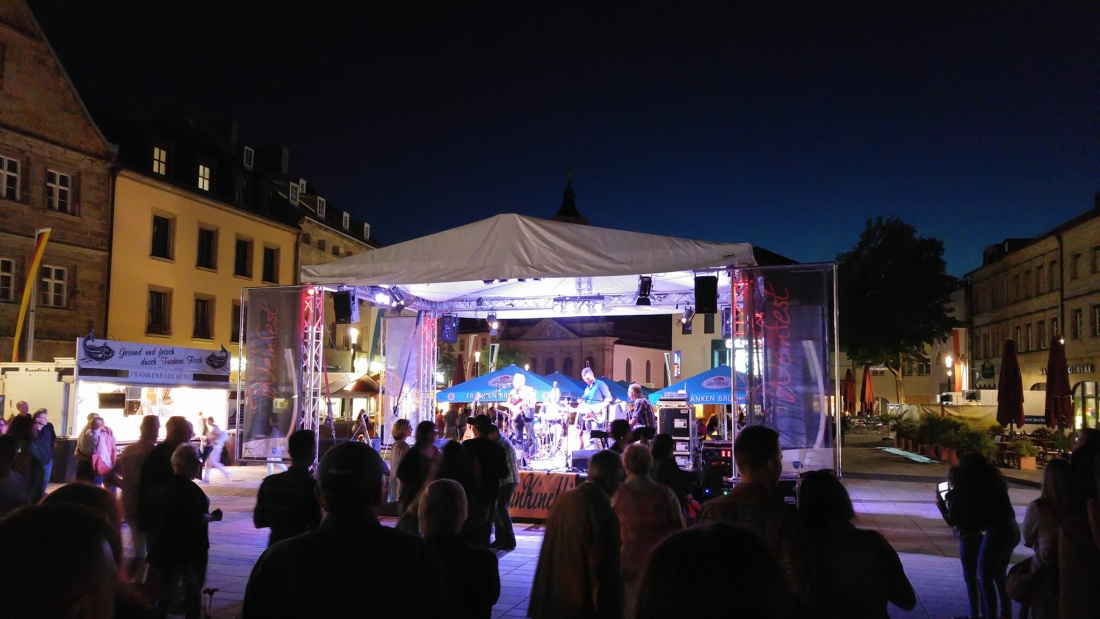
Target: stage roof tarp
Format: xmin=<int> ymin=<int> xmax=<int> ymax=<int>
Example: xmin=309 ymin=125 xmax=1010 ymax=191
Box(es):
xmin=300 ymin=213 xmax=756 ymax=318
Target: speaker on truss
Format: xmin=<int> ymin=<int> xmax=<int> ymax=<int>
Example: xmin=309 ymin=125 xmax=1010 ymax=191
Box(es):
xmin=695 ymin=275 xmax=718 ymax=314
xmin=440 ymin=315 xmax=458 ymax=344
xmin=333 ymin=290 xmax=359 ymax=324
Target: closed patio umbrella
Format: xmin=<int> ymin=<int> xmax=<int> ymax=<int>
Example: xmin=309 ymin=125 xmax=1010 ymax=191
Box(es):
xmin=996 ymin=340 xmax=1025 ymax=432
xmin=860 ymin=366 xmax=875 ymax=415
xmin=1044 ymin=336 xmax=1072 ymax=430
xmin=843 ymin=368 xmax=857 ymax=415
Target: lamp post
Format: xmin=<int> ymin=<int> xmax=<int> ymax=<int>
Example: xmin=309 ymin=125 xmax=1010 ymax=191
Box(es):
xmin=474 ymin=350 xmax=481 ymax=377
xmin=945 ymin=354 xmax=954 ymax=394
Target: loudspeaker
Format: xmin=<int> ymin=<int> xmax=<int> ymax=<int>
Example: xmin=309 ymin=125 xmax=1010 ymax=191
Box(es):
xmin=695 ymin=275 xmax=718 ymax=314
xmin=332 ymin=291 xmax=359 ymax=324
xmin=440 ymin=315 xmax=458 ymax=343
xmin=572 ymin=449 xmax=598 ymax=473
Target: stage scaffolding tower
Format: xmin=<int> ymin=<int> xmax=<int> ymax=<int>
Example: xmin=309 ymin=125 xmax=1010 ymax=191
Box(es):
xmin=418 ymin=310 xmax=439 ymax=426
xmin=301 ymin=287 xmax=325 ymax=436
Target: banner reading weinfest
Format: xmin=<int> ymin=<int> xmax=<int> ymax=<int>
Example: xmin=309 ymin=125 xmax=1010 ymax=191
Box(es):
xmin=747 ymin=264 xmax=839 ymax=474
xmin=239 ymin=287 xmax=304 ymax=461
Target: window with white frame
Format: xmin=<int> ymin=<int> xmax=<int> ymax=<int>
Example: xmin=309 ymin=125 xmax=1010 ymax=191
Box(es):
xmin=342 ymin=212 xmax=350 ymax=229
xmin=288 ymin=182 xmax=299 ymax=205
xmin=1073 ymin=308 xmax=1083 ymax=339
xmin=243 ymin=146 xmax=254 ymax=170
xmin=316 ymin=197 xmax=326 ymax=218
xmin=197 ymin=164 xmax=211 ymax=191
xmin=0 ymin=155 xmax=20 ymax=200
xmin=1038 ymin=321 xmax=1046 ymax=349
xmin=1093 ymin=305 xmax=1100 ymax=337
xmin=46 ymin=170 xmax=72 ymax=213
xmin=0 ymin=258 xmax=14 ymax=301
xmin=363 ymin=222 xmax=370 ymax=240
xmin=152 ymin=147 xmax=167 ymax=175
xmin=38 ymin=265 xmax=67 ymax=307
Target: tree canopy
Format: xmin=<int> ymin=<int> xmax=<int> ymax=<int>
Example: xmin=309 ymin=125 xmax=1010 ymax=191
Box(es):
xmin=837 ymin=216 xmax=957 ymax=400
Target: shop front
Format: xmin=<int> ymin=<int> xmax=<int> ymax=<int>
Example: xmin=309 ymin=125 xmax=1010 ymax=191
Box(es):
xmin=62 ymin=335 xmax=232 ymax=480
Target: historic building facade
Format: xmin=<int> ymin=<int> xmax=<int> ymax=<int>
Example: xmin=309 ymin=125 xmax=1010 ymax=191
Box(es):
xmin=967 ymin=198 xmax=1100 ymax=394
xmin=0 ymin=1 xmax=116 ymax=361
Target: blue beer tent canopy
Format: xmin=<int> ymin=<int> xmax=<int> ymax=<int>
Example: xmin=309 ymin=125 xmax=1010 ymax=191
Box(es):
xmin=648 ymin=365 xmax=745 ymax=405
xmin=598 ymin=377 xmax=632 ymax=402
xmin=436 ymin=364 xmax=555 ymax=403
xmin=543 ymin=372 xmax=585 ymax=399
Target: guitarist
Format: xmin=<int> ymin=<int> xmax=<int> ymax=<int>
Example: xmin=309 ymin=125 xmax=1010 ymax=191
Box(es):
xmin=627 ymin=383 xmax=655 ymax=431
xmin=504 ymin=373 xmax=536 ymax=461
xmin=578 ymin=368 xmax=613 ymax=440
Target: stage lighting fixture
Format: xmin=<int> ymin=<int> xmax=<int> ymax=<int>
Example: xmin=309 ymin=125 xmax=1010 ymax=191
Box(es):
xmin=636 ymin=276 xmax=652 ymax=306
xmin=389 ymin=287 xmax=408 ymax=310
xmin=593 ymin=300 xmax=604 ymax=312
xmin=565 ymin=300 xmax=577 ymax=313
xmin=487 ymin=314 xmax=499 ymax=330
xmin=680 ymin=307 xmax=696 ymax=326
xmin=373 ymin=289 xmax=391 ymax=305
xmin=553 ymin=301 xmax=563 ymax=313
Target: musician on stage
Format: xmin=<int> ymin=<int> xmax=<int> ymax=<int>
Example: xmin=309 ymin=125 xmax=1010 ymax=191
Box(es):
xmin=579 ymin=368 xmax=612 ymax=433
xmin=627 ymin=383 xmax=654 ymax=430
xmin=505 ymin=373 xmax=536 ymax=460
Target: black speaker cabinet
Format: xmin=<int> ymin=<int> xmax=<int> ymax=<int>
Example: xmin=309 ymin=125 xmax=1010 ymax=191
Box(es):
xmin=572 ymin=449 xmax=598 ymax=472
xmin=440 ymin=315 xmax=458 ymax=343
xmin=333 ymin=290 xmax=359 ymax=324
xmin=695 ymin=275 xmax=718 ymax=314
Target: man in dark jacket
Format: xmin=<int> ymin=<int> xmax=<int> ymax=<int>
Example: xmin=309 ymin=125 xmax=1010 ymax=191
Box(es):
xmin=462 ymin=415 xmax=508 ymax=547
xmin=253 ymin=430 xmax=321 ymax=546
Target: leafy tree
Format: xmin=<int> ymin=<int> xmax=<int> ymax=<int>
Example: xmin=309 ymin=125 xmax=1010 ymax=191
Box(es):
xmin=837 ymin=216 xmax=956 ymax=403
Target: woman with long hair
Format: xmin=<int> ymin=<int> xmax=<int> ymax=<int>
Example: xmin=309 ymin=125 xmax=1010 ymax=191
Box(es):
xmin=7 ymin=415 xmax=47 ymax=503
xmin=937 ymin=452 xmax=1020 ymax=619
xmin=1019 ymin=458 xmax=1070 ymax=617
xmin=799 ymin=469 xmax=915 ymax=618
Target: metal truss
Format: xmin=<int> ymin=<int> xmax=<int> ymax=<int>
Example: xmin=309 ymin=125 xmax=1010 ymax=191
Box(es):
xmin=418 ymin=310 xmax=438 ymax=426
xmin=418 ymin=291 xmax=733 ymax=313
xmin=301 ymin=287 xmax=325 ymax=435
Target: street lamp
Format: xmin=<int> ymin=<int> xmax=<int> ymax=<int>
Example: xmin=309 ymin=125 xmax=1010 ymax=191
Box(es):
xmin=474 ymin=350 xmax=481 ymax=377
xmin=348 ymin=327 xmax=359 ymax=350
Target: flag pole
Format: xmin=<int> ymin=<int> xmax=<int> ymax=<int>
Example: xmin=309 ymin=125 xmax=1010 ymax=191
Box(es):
xmin=12 ymin=228 xmax=51 ymax=362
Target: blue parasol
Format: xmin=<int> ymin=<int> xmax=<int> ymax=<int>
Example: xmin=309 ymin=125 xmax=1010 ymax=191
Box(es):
xmin=436 ymin=364 xmax=555 ymax=403
xmin=648 ymin=365 xmax=745 ymax=405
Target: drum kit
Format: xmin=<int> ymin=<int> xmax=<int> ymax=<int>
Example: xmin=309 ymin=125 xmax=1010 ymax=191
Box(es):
xmin=527 ymin=400 xmax=609 ymax=466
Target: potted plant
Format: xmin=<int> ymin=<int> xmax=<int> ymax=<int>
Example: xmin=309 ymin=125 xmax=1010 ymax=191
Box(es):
xmin=895 ymin=419 xmax=918 ymax=451
xmin=1011 ymin=440 xmax=1039 ymax=470
xmin=1051 ymin=430 xmax=1073 ymax=457
xmin=959 ymin=429 xmax=999 ymax=462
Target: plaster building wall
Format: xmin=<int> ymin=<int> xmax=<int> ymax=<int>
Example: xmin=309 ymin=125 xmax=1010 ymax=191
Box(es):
xmin=610 ymin=344 xmax=667 ymax=388
xmin=107 ymin=171 xmax=297 ymax=352
xmin=967 ymin=202 xmax=1100 ymax=393
xmin=0 ymin=1 xmax=115 ymax=361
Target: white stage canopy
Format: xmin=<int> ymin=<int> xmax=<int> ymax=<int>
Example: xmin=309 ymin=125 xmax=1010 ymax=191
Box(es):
xmin=301 ymin=214 xmax=756 ymax=318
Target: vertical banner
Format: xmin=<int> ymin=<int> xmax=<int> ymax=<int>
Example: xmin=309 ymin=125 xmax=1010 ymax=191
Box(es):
xmin=384 ymin=316 xmax=421 ymax=433
xmin=240 ymin=287 xmax=304 ymax=460
xmin=751 ymin=265 xmax=837 ymax=473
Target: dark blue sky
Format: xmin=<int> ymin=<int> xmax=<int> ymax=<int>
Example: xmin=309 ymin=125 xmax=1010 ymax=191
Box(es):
xmin=30 ymin=1 xmax=1098 ymax=277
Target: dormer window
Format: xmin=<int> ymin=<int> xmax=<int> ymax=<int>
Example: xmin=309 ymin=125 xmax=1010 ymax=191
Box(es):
xmin=197 ymin=164 xmax=211 ymax=191
xmin=243 ymin=146 xmax=254 ymax=170
xmin=288 ymin=182 xmax=299 ymax=205
xmin=152 ymin=147 xmax=167 ymax=175
xmin=363 ymin=223 xmax=370 ymax=240
xmin=316 ymin=197 xmax=326 ymax=218
xmin=342 ymin=212 xmax=350 ymax=229
xmin=299 ymin=179 xmax=307 ymax=194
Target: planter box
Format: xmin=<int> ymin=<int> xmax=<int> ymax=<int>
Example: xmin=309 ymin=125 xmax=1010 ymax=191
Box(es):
xmin=940 ymin=446 xmax=960 ymax=466
xmin=895 ymin=436 xmax=905 ymax=449
xmin=1016 ymin=456 xmax=1037 ymax=470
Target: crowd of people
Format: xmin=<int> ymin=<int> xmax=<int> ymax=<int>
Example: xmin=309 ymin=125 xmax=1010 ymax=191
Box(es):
xmin=4 ymin=395 xmax=1100 ymax=619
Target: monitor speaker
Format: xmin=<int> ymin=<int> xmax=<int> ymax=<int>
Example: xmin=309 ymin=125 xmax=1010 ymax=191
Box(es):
xmin=572 ymin=449 xmax=598 ymax=473
xmin=333 ymin=291 xmax=359 ymax=324
xmin=695 ymin=275 xmax=718 ymax=314
xmin=440 ymin=315 xmax=458 ymax=343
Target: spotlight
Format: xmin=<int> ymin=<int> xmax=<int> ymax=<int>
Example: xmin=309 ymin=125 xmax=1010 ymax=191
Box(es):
xmin=680 ymin=307 xmax=696 ymax=326
xmin=593 ymin=300 xmax=604 ymax=312
xmin=565 ymin=300 xmax=577 ymax=313
xmin=636 ymin=276 xmax=652 ymax=306
xmin=389 ymin=287 xmax=407 ymax=310
xmin=374 ymin=289 xmax=391 ymax=305
xmin=487 ymin=314 xmax=499 ymax=330
xmin=553 ymin=301 xmax=563 ymax=313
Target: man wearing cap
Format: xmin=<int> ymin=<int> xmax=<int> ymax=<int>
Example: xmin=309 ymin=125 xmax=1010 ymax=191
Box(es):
xmin=462 ymin=415 xmax=508 ymax=547
xmin=244 ymin=441 xmax=450 ymax=618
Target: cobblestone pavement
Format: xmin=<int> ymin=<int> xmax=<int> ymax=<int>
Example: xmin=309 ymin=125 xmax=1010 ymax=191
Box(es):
xmin=66 ymin=435 xmax=1042 ymax=619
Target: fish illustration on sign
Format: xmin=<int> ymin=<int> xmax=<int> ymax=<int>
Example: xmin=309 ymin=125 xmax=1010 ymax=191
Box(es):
xmin=82 ymin=332 xmax=116 ymax=363
xmin=206 ymin=346 xmax=230 ymax=370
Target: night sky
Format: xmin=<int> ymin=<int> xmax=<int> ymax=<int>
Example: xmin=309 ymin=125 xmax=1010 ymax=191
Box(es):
xmin=28 ymin=1 xmax=1099 ymax=277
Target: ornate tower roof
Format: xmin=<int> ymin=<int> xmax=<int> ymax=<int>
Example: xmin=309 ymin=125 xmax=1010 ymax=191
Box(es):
xmin=551 ymin=166 xmax=588 ymax=225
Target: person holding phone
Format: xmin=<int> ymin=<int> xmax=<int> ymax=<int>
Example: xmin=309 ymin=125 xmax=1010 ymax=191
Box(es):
xmin=936 ymin=453 xmax=1020 ymax=619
